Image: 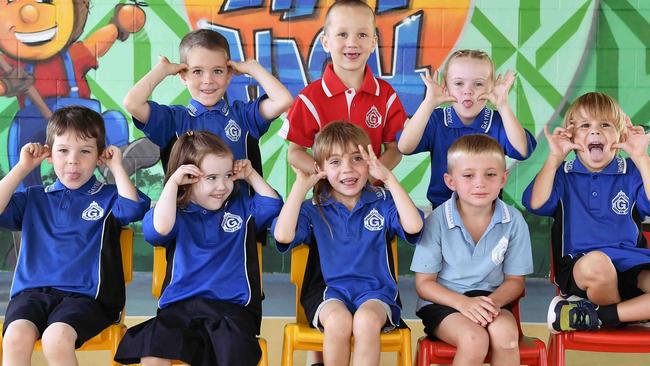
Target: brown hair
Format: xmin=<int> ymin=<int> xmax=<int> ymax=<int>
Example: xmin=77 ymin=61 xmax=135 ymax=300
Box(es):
xmin=323 ymin=0 xmax=376 ymax=33
xmin=442 ymin=49 xmax=495 ymax=85
xmin=447 ymin=134 xmax=505 ymax=172
xmin=46 ymin=105 xmax=106 ymax=153
xmin=179 ymin=29 xmax=231 ymax=64
xmin=563 ymin=92 xmax=627 ymax=136
xmin=165 ymin=131 xmax=234 ymax=207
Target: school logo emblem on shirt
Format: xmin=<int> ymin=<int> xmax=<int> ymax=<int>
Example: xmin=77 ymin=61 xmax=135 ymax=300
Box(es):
xmin=364 ymin=209 xmax=384 ymax=231
xmin=611 ymin=190 xmax=630 ymax=215
xmin=81 ymin=201 xmax=104 ymax=221
xmin=365 ymin=105 xmax=382 ymax=129
xmin=225 ymin=119 xmax=241 ymax=142
xmin=491 ymin=237 xmax=509 ymax=266
xmin=222 ymin=212 xmax=243 ymax=232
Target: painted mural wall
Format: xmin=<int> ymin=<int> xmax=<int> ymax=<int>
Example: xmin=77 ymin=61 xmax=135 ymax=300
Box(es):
xmin=0 ymin=0 xmax=648 ymax=275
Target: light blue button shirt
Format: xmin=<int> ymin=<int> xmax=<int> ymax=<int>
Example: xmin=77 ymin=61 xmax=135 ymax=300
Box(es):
xmin=410 ymin=193 xmax=533 ymax=311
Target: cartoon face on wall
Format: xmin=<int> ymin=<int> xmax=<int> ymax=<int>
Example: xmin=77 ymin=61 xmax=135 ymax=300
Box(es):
xmin=0 ymin=0 xmax=83 ymax=61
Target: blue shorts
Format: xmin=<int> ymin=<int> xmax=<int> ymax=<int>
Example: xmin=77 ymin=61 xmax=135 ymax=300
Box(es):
xmin=2 ymin=288 xmax=114 ymax=348
xmin=314 ymin=287 xmax=400 ymax=332
xmin=114 ymin=297 xmax=261 ymax=366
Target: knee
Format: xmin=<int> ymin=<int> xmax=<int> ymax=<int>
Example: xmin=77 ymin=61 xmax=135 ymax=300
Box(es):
xmin=41 ymin=323 xmax=77 ymax=360
xmin=141 ymin=356 xmax=172 ymax=366
xmin=3 ymin=321 xmax=38 ymax=355
xmin=322 ymin=310 xmax=353 ymax=339
xmin=352 ymin=308 xmax=385 ymax=339
xmin=576 ymin=252 xmax=617 ymax=284
xmin=456 ymin=328 xmax=489 ymax=358
xmin=488 ymin=323 xmax=519 ymax=352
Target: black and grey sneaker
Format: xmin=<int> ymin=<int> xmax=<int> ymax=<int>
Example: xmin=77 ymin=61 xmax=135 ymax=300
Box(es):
xmin=547 ymin=295 xmax=601 ymax=333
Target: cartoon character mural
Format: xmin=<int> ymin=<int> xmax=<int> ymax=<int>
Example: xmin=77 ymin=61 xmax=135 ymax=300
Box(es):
xmin=0 ymin=0 xmax=159 ymax=188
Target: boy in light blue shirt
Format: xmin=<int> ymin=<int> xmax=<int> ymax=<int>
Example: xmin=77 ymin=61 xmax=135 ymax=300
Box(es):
xmin=411 ymin=134 xmax=533 ymax=366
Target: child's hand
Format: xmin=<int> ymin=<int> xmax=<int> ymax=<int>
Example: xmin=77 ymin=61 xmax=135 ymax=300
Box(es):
xmin=232 ymin=159 xmax=254 ymax=181
xmin=157 ymin=55 xmax=187 ymax=76
xmin=420 ymin=69 xmax=456 ymax=107
xmin=18 ymin=143 xmax=49 ymax=171
xmin=100 ymin=145 xmax=123 ymax=172
xmin=479 ymin=70 xmax=515 ymax=109
xmin=228 ymin=59 xmax=262 ymax=76
xmin=358 ymin=144 xmax=391 ymax=183
xmin=458 ymin=296 xmax=499 ymax=327
xmin=544 ymin=124 xmax=582 ymax=161
xmin=613 ymin=116 xmax=650 ymax=160
xmin=169 ymin=164 xmax=202 ymax=186
xmin=291 ymin=164 xmax=326 ymax=190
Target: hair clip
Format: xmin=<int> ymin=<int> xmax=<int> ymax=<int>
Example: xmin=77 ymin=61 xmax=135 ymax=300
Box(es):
xmin=186 ymin=131 xmax=194 ymax=137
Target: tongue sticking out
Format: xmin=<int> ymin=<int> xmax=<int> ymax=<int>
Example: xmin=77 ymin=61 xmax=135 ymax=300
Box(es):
xmin=589 ymin=145 xmax=604 ymax=161
xmin=462 ymin=100 xmax=473 ymax=108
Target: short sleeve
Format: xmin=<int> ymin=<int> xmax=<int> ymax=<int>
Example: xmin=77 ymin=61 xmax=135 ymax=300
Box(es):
xmin=491 ymin=112 xmax=537 ymax=160
xmin=0 ymin=191 xmax=27 ymax=230
xmin=522 ymin=167 xmax=564 ymax=217
xmin=231 ymin=95 xmax=271 ymax=140
xmin=272 ymin=201 xmax=313 ymax=253
xmin=112 ymin=189 xmax=151 ymax=226
xmin=502 ymin=209 xmax=534 ymax=276
xmin=382 ymin=86 xmax=407 ymax=143
xmin=631 ymin=164 xmax=650 ymax=217
xmin=250 ymin=193 xmax=283 ymax=232
xmin=281 ymin=95 xmax=322 ymax=148
xmin=132 ymin=101 xmax=181 ymax=147
xmin=141 ymin=208 xmax=178 ymax=247
xmin=384 ymin=192 xmax=423 ymax=244
xmin=410 ymin=213 xmax=443 ymax=274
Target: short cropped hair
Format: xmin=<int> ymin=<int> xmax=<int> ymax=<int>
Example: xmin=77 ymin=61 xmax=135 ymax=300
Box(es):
xmin=324 ymin=0 xmax=376 ymax=33
xmin=447 ymin=134 xmax=506 ymax=172
xmin=442 ymin=49 xmax=495 ymax=84
xmin=563 ymin=92 xmax=627 ymax=136
xmin=179 ymin=29 xmax=230 ymax=64
xmin=46 ymin=105 xmax=106 ymax=153
xmin=165 ymin=131 xmax=234 ymax=207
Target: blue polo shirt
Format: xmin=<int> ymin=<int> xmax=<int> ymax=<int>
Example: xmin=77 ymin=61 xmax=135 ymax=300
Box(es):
xmin=272 ymin=186 xmax=423 ymax=324
xmin=397 ymin=106 xmax=536 ymax=206
xmin=410 ymin=194 xmax=533 ymax=311
xmin=523 ymin=156 xmax=650 ymax=271
xmin=143 ymin=191 xmax=282 ymax=310
xmin=134 ymin=97 xmax=270 ymax=160
xmin=0 ymin=176 xmax=150 ymax=314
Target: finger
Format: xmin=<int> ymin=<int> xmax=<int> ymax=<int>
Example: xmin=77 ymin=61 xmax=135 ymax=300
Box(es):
xmin=419 ymin=73 xmax=430 ymax=86
xmin=433 ymin=69 xmax=440 ymax=84
xmin=159 ymin=55 xmax=170 ymax=64
xmin=357 ymin=144 xmax=370 ymax=161
xmin=470 ymin=309 xmax=488 ymax=326
xmin=570 ymin=142 xmax=584 ymax=152
xmin=366 ymin=144 xmax=378 ymax=161
xmin=543 ymin=124 xmax=552 ymax=139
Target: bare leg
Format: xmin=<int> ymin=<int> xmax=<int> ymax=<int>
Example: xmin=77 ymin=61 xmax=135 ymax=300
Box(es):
xmin=434 ymin=313 xmax=489 ymax=366
xmin=319 ymin=300 xmax=352 ymax=366
xmin=41 ymin=322 xmax=78 ymax=366
xmin=572 ymin=251 xmax=621 ymax=305
xmin=351 ymin=300 xmax=386 ymax=366
xmin=2 ymin=319 xmax=38 ymax=366
xmin=486 ymin=310 xmax=519 ymax=366
xmin=616 ymin=270 xmax=650 ymax=322
xmin=141 ymin=356 xmax=173 ymax=366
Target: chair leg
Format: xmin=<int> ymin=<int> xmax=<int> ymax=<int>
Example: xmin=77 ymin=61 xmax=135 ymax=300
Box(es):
xmin=398 ymin=330 xmax=412 ymax=366
xmin=281 ymin=327 xmax=294 ymax=366
xmin=258 ymin=338 xmax=268 ymax=366
xmin=549 ymin=333 xmax=565 ymax=366
xmin=415 ymin=338 xmax=428 ymax=366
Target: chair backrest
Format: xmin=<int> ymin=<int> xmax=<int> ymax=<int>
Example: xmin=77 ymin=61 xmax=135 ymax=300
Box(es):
xmin=151 ymin=243 xmax=263 ymax=299
xmin=120 ymin=228 xmax=134 ymax=285
xmin=290 ymin=237 xmax=399 ymax=325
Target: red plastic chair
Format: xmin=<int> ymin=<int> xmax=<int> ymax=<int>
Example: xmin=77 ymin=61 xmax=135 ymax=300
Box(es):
xmin=415 ymin=290 xmax=547 ymax=366
xmin=546 ymin=229 xmax=650 ymax=366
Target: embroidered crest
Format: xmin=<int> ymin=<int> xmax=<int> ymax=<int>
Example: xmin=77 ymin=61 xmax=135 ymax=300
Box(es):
xmin=225 ymin=119 xmax=241 ymax=142
xmin=81 ymin=201 xmax=104 ymax=221
xmin=611 ymin=190 xmax=630 ymax=215
xmin=365 ymin=105 xmax=382 ymax=128
xmin=363 ymin=208 xmax=384 ymax=231
xmin=222 ymin=212 xmax=243 ymax=232
xmin=491 ymin=236 xmax=509 ymax=265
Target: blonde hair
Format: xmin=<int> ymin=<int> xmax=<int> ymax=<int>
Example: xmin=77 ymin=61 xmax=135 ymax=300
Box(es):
xmin=563 ymin=92 xmax=627 ymax=136
xmin=442 ymin=49 xmax=495 ymax=84
xmin=165 ymin=131 xmax=234 ymax=207
xmin=447 ymin=134 xmax=506 ymax=172
xmin=323 ymin=0 xmax=376 ymax=34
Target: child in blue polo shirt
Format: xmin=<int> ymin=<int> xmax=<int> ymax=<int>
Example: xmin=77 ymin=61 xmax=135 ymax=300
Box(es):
xmin=523 ymin=92 xmax=650 ymax=333
xmin=411 ymin=134 xmax=533 ymax=366
xmin=114 ymin=131 xmax=282 ymax=366
xmin=0 ymin=106 xmax=150 ymax=365
xmin=123 ymin=28 xmax=293 ymax=170
xmin=398 ymin=49 xmax=537 ymax=207
xmin=273 ymin=122 xmax=423 ymax=365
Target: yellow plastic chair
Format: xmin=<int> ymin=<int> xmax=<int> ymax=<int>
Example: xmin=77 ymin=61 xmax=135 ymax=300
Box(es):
xmin=281 ymin=239 xmax=412 ymax=366
xmin=151 ymin=243 xmax=268 ymax=366
xmin=0 ymin=227 xmax=134 ymax=366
